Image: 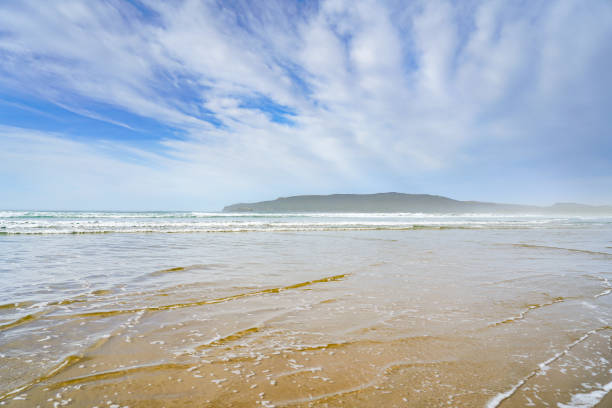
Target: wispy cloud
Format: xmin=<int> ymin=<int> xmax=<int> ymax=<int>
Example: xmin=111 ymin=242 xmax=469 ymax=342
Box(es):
xmin=0 ymin=0 xmax=611 ymax=209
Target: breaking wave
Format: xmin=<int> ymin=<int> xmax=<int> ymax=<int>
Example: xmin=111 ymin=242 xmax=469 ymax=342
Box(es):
xmin=1 ymin=211 xmax=608 ymax=234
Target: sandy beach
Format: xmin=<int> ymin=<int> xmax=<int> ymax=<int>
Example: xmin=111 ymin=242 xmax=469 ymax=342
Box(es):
xmin=1 ymin=212 xmax=611 ymax=407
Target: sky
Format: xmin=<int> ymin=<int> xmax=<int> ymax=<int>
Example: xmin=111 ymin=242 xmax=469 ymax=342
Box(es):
xmin=0 ymin=0 xmax=611 ymax=211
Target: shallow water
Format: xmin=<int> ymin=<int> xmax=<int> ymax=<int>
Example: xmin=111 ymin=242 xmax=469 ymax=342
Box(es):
xmin=1 ymin=212 xmax=611 ymax=407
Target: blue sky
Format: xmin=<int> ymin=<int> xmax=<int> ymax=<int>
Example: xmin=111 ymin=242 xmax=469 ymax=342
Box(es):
xmin=0 ymin=0 xmax=611 ymax=210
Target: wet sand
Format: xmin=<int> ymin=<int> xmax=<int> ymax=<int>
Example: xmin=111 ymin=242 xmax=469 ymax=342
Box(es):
xmin=1 ymin=227 xmax=611 ymax=407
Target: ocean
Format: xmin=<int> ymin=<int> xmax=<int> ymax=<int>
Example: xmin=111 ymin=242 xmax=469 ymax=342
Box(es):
xmin=1 ymin=211 xmax=611 ymax=407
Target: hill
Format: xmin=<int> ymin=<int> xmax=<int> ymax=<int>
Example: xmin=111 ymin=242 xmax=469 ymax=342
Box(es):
xmin=222 ymin=193 xmax=612 ymax=214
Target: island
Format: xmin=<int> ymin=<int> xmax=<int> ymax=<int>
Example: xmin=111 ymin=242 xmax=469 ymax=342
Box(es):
xmin=223 ymin=192 xmax=612 ymax=214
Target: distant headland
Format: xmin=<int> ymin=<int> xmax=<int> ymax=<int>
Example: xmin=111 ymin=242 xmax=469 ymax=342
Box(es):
xmin=223 ymin=193 xmax=612 ymax=214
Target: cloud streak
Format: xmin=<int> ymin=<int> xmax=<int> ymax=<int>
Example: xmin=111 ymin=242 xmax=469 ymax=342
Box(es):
xmin=0 ymin=0 xmax=611 ymax=209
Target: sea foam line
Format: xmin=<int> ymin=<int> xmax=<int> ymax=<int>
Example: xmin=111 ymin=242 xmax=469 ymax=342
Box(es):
xmin=594 ymin=277 xmax=612 ymax=298
xmin=489 ymin=297 xmax=566 ymax=327
xmin=513 ymin=244 xmax=612 ymax=257
xmin=0 ymin=311 xmax=147 ymax=402
xmin=486 ymin=326 xmax=612 ymax=408
xmin=557 ymin=380 xmax=612 ymax=408
xmin=47 ymin=273 xmax=350 ymax=320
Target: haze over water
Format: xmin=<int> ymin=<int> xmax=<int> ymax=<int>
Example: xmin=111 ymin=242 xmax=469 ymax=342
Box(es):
xmin=1 ymin=212 xmax=611 ymax=407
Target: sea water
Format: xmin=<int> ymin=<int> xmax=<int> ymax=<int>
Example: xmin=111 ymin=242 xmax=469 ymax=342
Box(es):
xmin=1 ymin=212 xmax=611 ymax=407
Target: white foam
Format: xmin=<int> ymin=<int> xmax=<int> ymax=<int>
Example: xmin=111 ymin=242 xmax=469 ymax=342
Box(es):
xmin=486 ymin=329 xmax=602 ymax=408
xmin=486 ymin=379 xmax=529 ymax=408
xmin=557 ymin=381 xmax=612 ymax=408
xmin=594 ymin=277 xmax=612 ymax=298
xmin=2 ymin=211 xmax=610 ymax=234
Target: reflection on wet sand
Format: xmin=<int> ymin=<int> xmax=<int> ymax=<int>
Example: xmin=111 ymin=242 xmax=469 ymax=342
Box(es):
xmin=1 ymin=227 xmax=611 ymax=407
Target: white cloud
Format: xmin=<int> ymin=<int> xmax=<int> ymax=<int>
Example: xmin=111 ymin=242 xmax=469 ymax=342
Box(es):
xmin=0 ymin=0 xmax=611 ymax=208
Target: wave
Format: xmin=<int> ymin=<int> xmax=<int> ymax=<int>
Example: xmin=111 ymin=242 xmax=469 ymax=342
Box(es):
xmin=47 ymin=362 xmax=190 ymax=390
xmin=0 ymin=309 xmax=50 ymax=331
xmin=558 ymin=381 xmax=612 ymax=408
xmin=0 ymin=301 xmax=35 ymax=310
xmin=0 ymin=355 xmax=83 ymax=401
xmin=513 ymin=244 xmax=612 ymax=257
xmin=489 ymin=296 xmax=568 ymax=327
xmin=1 ymin=211 xmax=609 ymax=234
xmin=41 ymin=274 xmax=350 ymax=321
xmin=3 ymin=211 xmax=605 ymax=218
xmin=0 ymin=222 xmax=593 ymax=235
xmin=486 ymin=326 xmax=612 ymax=408
xmin=147 ymin=264 xmax=224 ymax=277
xmin=195 ymin=327 xmax=261 ymax=350
xmin=0 ymin=310 xmax=147 ymax=401
xmin=274 ymin=356 xmax=462 ymax=406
